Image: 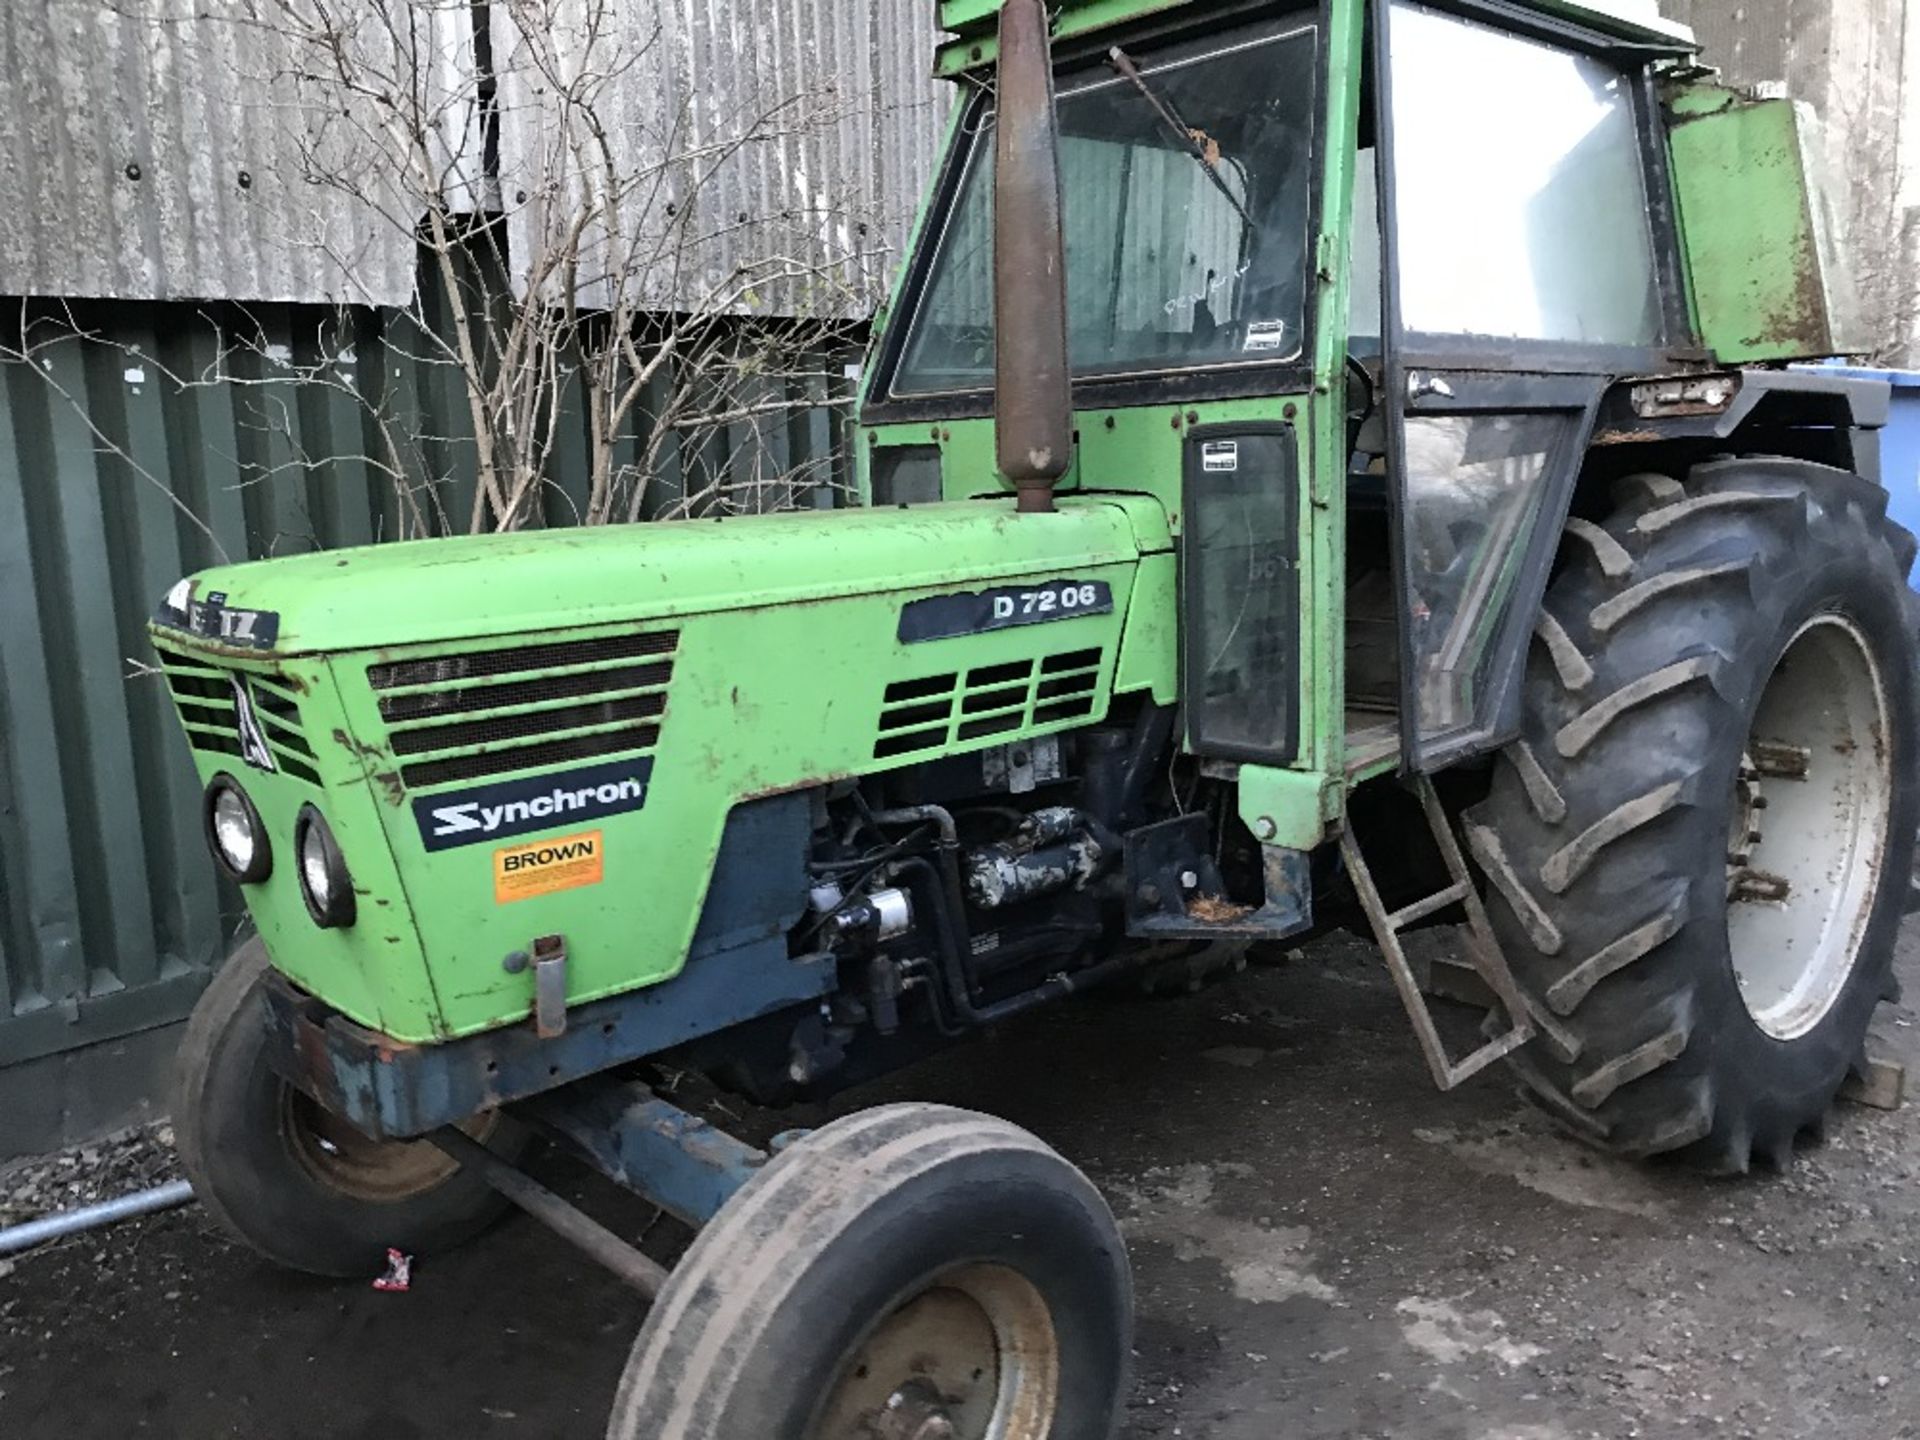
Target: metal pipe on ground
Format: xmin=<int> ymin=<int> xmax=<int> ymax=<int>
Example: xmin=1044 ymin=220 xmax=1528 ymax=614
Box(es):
xmin=0 ymin=1179 xmax=198 ymax=1258
xmin=429 ymin=1127 xmax=667 ymax=1297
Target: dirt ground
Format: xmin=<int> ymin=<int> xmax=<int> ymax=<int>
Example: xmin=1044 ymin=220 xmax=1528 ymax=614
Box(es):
xmin=5 ymin=919 xmax=1920 ymax=1440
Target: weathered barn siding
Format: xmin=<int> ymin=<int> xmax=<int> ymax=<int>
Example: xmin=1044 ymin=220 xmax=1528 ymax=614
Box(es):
xmin=0 ymin=1 xmax=420 ymax=306
xmin=0 ymin=1 xmax=950 ymax=319
xmin=494 ymin=0 xmax=950 ymax=313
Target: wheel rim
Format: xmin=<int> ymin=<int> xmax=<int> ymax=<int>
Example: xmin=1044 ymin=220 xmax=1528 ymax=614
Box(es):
xmin=810 ymin=1263 xmax=1060 ymax=1440
xmin=1726 ymin=614 xmax=1892 ymax=1041
xmin=279 ymin=1089 xmax=490 ymax=1203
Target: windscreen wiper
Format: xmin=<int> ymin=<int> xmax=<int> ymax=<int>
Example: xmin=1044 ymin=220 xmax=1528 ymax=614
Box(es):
xmin=1106 ymin=45 xmax=1256 ymax=230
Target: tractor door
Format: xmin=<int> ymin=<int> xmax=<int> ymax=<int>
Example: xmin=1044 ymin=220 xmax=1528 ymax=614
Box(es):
xmin=1374 ymin=0 xmax=1686 ymax=770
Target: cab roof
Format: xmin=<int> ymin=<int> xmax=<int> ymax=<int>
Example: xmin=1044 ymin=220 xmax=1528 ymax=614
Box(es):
xmin=935 ymin=0 xmax=1695 ymax=76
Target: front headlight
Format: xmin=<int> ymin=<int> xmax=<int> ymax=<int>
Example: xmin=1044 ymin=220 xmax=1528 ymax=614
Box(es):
xmin=294 ymin=805 xmax=356 ymax=928
xmin=203 ymin=776 xmax=270 ymax=883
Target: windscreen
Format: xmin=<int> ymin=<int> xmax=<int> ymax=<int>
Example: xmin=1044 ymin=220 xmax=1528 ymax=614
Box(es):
xmin=892 ymin=19 xmax=1320 ymax=397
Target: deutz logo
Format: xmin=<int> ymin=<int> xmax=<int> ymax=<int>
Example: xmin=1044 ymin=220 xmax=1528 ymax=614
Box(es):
xmin=230 ymin=675 xmax=277 ymax=774
xmin=411 ymin=757 xmax=655 ymax=853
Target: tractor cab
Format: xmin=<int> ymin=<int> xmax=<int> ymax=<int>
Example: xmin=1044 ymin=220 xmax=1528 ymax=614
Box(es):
xmin=861 ymin=0 xmax=1866 ymax=793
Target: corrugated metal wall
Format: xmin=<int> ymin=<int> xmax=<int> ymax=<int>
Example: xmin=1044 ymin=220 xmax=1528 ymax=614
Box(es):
xmin=495 ymin=0 xmax=949 ymax=313
xmin=0 ymin=302 xmax=370 ymax=1072
xmin=0 ymin=289 xmax=858 ymax=1077
xmin=0 ymin=0 xmax=948 ymax=317
xmin=0 ymin=0 xmax=418 ymax=305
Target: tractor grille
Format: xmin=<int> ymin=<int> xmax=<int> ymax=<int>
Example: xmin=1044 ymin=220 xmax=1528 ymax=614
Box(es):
xmin=874 ymin=647 xmax=1103 ymax=761
xmin=154 ymin=645 xmax=322 ymax=786
xmin=368 ymin=629 xmax=677 ymax=792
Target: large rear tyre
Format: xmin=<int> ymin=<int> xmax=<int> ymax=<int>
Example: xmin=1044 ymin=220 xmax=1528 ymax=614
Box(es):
xmin=607 ymin=1103 xmax=1131 ymax=1440
xmin=173 ymin=938 xmax=521 ymax=1276
xmin=1465 ymin=458 xmax=1920 ymax=1171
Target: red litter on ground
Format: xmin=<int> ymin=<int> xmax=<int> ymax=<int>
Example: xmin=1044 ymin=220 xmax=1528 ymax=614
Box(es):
xmin=372 ymin=1248 xmax=413 ymax=1292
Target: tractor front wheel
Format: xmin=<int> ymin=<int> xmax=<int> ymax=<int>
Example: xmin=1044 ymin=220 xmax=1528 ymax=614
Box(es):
xmin=1466 ymin=457 xmax=1919 ymax=1171
xmin=606 ymin=1103 xmax=1131 ymax=1440
xmin=173 ymin=938 xmax=521 ymax=1276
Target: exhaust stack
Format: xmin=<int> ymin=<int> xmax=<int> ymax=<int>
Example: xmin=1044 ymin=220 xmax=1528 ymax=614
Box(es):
xmin=993 ymin=0 xmax=1074 ymax=514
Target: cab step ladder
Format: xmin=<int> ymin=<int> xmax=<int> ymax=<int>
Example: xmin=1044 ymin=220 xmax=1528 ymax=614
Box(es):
xmin=1339 ymin=776 xmax=1539 ymax=1091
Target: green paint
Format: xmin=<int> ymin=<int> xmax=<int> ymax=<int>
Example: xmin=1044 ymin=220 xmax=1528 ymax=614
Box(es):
xmin=151 ymin=642 xmax=441 ymax=1037
xmin=152 ymin=500 xmax=1155 ymax=1042
xmin=148 ymin=0 xmax=1381 ymax=1052
xmin=1302 ymin=0 xmax=1365 ymax=787
xmin=147 ymin=0 xmax=1854 ymax=1064
xmin=1237 ymin=765 xmax=1338 ymax=851
xmin=149 ymin=502 xmax=1148 ymax=655
xmin=1666 ymin=83 xmax=1860 ymax=362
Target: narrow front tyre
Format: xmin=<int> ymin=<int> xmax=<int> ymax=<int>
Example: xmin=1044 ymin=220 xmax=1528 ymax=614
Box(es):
xmin=607 ymin=1103 xmax=1132 ymax=1440
xmin=173 ymin=938 xmax=520 ymax=1276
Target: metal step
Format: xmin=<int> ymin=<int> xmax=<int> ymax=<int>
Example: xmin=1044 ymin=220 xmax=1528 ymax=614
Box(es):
xmin=1386 ymin=880 xmax=1470 ymax=931
xmin=1340 ymin=776 xmax=1536 ymax=1091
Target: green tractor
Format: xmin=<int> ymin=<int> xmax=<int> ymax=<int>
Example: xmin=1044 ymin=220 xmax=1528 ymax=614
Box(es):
xmin=152 ymin=0 xmax=1917 ymax=1435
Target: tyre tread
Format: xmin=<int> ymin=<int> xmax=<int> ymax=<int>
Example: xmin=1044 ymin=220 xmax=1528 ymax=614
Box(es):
xmin=1468 ymin=455 xmax=1919 ymax=1169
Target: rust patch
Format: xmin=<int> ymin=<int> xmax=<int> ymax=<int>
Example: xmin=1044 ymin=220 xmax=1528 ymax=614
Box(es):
xmin=293 ymin=1016 xmax=333 ymax=1083
xmin=372 ymin=770 xmax=406 ymax=808
xmin=1188 ymin=894 xmax=1255 ymax=923
xmin=740 ymin=769 xmax=856 ymax=803
xmin=1592 ymin=428 xmax=1666 ymax=446
xmin=1751 ymin=740 xmax=1813 ymax=779
xmin=370 ymin=1035 xmax=422 ymax=1065
xmin=145 ymin=626 xmax=285 ymax=665
xmin=331 ymin=727 xmax=384 ymax=761
xmin=329 ymin=726 xmax=404 ymax=803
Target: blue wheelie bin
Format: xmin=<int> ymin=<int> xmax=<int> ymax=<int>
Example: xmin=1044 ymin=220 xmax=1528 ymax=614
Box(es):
xmin=1810 ymin=365 xmax=1920 ymax=588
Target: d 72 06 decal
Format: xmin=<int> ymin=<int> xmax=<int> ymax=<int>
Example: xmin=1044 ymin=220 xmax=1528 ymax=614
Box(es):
xmin=898 ymin=578 xmax=1114 ymax=643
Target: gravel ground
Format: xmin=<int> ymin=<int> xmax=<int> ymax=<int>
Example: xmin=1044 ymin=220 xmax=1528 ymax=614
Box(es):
xmin=3 ymin=919 xmax=1919 ymax=1439
xmin=0 ymin=1123 xmax=181 ymax=1234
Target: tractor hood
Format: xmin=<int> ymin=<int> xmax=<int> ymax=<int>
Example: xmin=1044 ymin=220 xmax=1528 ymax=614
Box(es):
xmin=149 ymin=497 xmax=1171 ymax=658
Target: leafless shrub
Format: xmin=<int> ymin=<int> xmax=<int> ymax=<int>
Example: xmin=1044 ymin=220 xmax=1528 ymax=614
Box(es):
xmin=7 ymin=0 xmax=935 ymax=536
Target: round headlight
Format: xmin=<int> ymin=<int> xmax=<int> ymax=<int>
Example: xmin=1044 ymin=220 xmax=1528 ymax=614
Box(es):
xmin=203 ymin=776 xmax=270 ymax=883
xmin=294 ymin=805 xmax=356 ymax=929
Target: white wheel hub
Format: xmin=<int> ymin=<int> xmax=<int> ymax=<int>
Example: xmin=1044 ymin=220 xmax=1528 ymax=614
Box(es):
xmin=811 ymin=1264 xmax=1060 ymax=1440
xmin=1726 ymin=615 xmax=1892 ymax=1041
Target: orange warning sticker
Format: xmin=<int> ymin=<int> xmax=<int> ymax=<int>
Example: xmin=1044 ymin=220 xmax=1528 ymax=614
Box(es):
xmin=493 ymin=830 xmax=604 ymax=904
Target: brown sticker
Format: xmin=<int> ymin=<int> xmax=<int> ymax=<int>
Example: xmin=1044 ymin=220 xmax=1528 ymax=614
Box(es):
xmin=493 ymin=830 xmax=603 ymax=904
